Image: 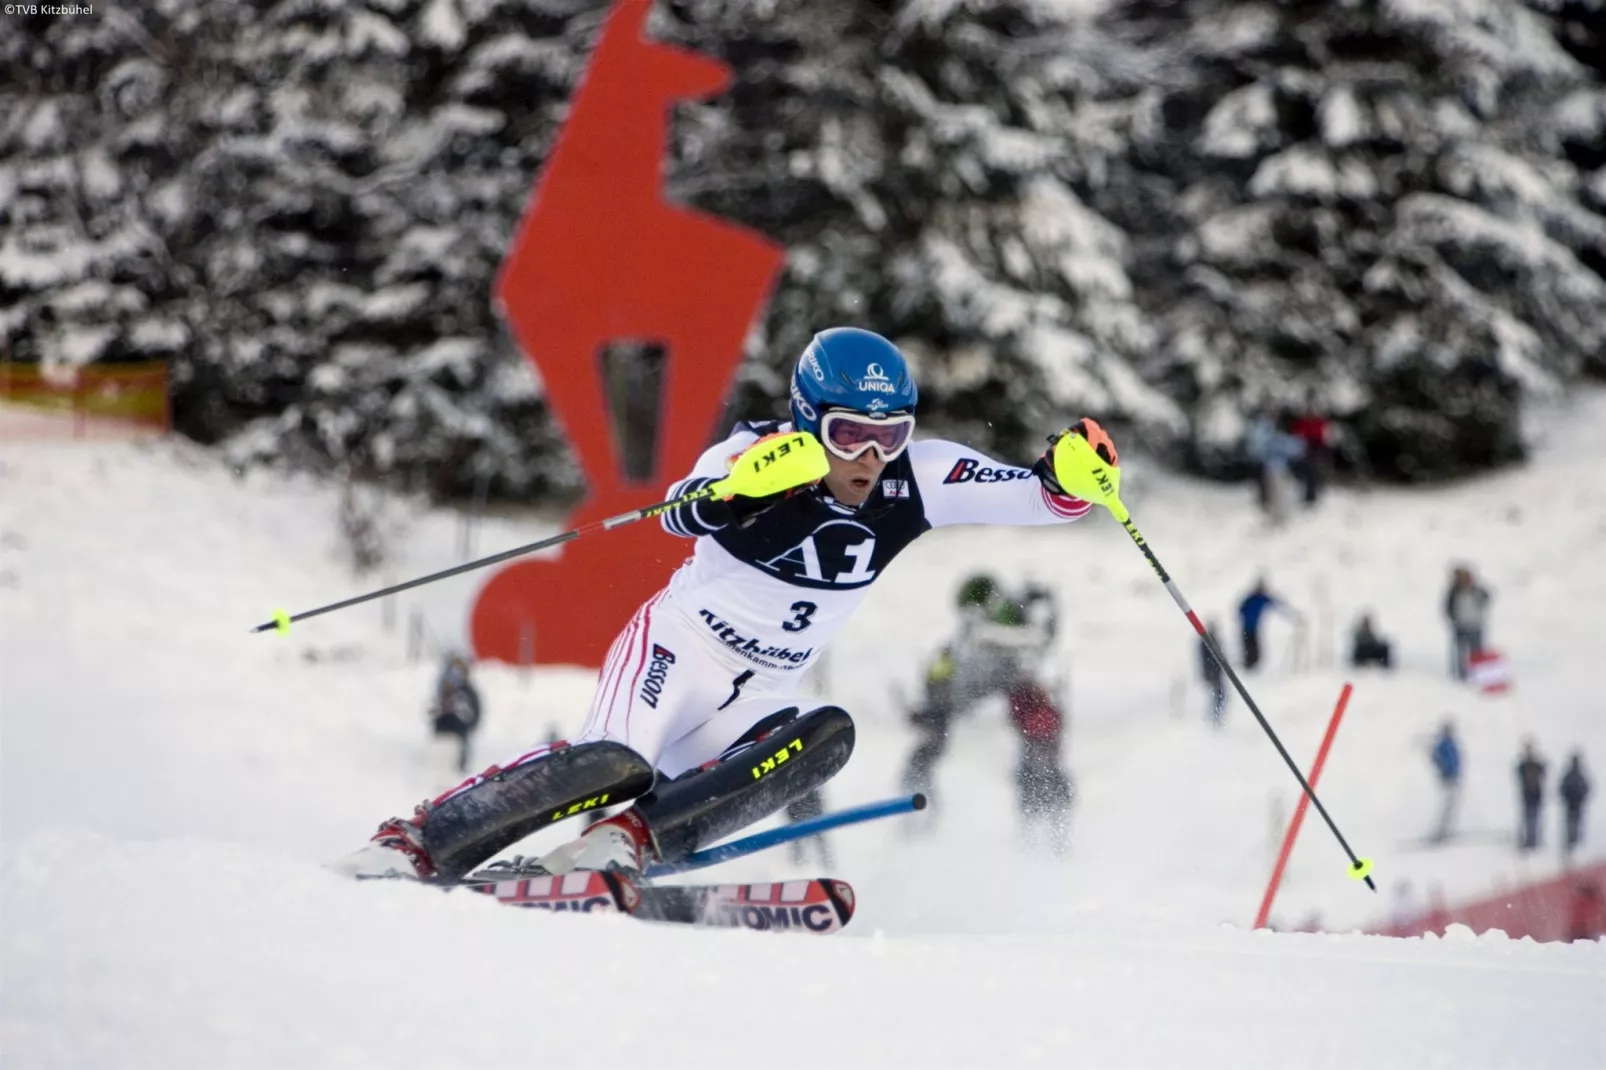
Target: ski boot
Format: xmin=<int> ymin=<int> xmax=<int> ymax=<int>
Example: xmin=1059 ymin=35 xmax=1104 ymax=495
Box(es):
xmin=331 ymin=740 xmax=655 ymax=882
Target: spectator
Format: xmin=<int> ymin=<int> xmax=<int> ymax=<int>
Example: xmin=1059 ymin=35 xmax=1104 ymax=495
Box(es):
xmin=1007 ymin=681 xmax=1072 ymax=853
xmin=1245 ymin=407 xmax=1306 ymax=523
xmin=901 ymin=645 xmax=957 ymax=808
xmin=1516 ymin=739 xmax=1547 ymax=852
xmin=1199 ymin=620 xmax=1227 ymax=726
xmin=430 ymin=653 xmax=483 ymax=773
xmin=1238 ymin=579 xmax=1296 ymax=672
xmin=1430 ymin=722 xmax=1462 ymax=844
xmin=1350 ymin=614 xmax=1394 ymax=670
xmin=1289 ymin=400 xmax=1335 ymax=507
xmin=1444 ymin=566 xmax=1492 ymax=681
xmin=1560 ymin=751 xmax=1591 ymax=859
xmin=901 ymin=574 xmax=1060 ymax=819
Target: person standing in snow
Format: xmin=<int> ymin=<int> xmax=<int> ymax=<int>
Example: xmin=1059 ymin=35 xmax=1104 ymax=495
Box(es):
xmin=901 ymin=574 xmax=1059 ymax=816
xmin=1444 ymin=566 xmax=1491 ymax=682
xmin=1516 ymin=739 xmax=1548 ymax=852
xmin=1289 ymin=399 xmax=1334 ymax=508
xmin=1237 ymin=579 xmax=1296 ymax=672
xmin=1007 ymin=680 xmax=1072 ymax=851
xmin=1244 ymin=406 xmax=1305 ymax=523
xmin=429 ymin=653 xmax=482 ymax=774
xmin=901 ymin=644 xmax=959 ymax=812
xmin=1429 ymin=721 xmax=1462 ymax=844
xmin=1559 ymin=751 xmax=1591 ymax=860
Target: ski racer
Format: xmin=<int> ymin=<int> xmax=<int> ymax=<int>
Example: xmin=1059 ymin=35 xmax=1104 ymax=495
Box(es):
xmin=346 ymin=327 xmax=1118 ymax=883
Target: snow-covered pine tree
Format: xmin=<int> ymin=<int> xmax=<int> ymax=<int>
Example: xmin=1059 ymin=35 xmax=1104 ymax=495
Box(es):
xmin=660 ymin=0 xmax=1182 ymax=459
xmin=0 ymin=10 xmax=202 ymax=388
xmin=3 ymin=0 xmax=607 ymax=500
xmin=13 ymin=0 xmax=1598 ymax=495
xmin=353 ymin=0 xmax=597 ymax=500
xmin=1542 ymin=0 xmax=1606 ymax=81
xmin=200 ymin=0 xmax=596 ymax=501
xmin=1094 ymin=0 xmax=1606 ymax=480
xmin=1543 ymin=0 xmax=1606 ymax=287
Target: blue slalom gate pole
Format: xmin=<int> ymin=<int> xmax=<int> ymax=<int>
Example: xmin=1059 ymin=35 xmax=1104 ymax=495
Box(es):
xmin=648 ymin=793 xmax=926 ymax=877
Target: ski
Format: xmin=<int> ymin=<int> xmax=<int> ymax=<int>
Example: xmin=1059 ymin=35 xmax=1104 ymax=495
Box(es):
xmin=456 ymin=868 xmax=857 ymax=934
xmin=336 ymin=793 xmax=919 ymax=933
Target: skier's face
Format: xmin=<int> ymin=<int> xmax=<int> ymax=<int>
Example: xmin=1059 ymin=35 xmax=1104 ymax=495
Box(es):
xmin=822 ymin=447 xmax=887 ymax=506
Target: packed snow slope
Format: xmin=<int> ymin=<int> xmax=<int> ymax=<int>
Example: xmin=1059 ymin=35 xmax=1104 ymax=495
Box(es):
xmin=3 ymin=393 xmax=1604 ymax=1068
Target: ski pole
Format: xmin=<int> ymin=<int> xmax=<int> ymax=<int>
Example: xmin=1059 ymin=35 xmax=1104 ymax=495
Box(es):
xmin=251 ymin=431 xmax=829 ymax=634
xmin=648 ymin=793 xmax=927 ymax=877
xmin=1050 ymin=428 xmax=1376 ymax=891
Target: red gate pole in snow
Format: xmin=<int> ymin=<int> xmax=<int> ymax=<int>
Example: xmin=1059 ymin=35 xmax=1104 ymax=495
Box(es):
xmin=1254 ymin=682 xmax=1355 ymax=930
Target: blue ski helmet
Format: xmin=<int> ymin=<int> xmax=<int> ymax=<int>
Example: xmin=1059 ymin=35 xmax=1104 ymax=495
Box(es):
xmin=788 ymin=328 xmax=918 ymax=437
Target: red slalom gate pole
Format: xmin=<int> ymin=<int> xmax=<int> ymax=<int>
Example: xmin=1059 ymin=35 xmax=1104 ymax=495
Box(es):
xmin=1254 ymin=682 xmax=1355 ymax=930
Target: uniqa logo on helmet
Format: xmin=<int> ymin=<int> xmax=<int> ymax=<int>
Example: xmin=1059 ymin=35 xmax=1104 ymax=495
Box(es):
xmin=855 ymin=362 xmax=897 ymax=393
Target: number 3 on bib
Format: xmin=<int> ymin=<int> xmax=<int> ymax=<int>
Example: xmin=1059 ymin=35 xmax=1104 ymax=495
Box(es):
xmin=783 ymin=601 xmax=818 ymax=632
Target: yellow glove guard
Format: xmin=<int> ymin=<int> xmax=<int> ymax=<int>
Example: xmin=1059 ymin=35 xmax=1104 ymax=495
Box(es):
xmin=712 ymin=431 xmax=830 ymax=500
xmin=1051 ymin=429 xmax=1128 ymax=522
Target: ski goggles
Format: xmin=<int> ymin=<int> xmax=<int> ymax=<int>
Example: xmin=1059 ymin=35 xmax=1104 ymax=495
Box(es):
xmin=820 ymin=410 xmax=916 ymax=463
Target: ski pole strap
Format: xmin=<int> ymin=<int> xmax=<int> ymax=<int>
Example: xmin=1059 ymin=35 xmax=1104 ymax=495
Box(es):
xmin=647 ymin=793 xmax=927 ymax=877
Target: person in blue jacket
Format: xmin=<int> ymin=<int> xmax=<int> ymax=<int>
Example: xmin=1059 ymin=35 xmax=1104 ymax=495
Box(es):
xmin=1237 ymin=579 xmax=1295 ymax=671
xmin=1430 ymin=722 xmax=1462 ymax=844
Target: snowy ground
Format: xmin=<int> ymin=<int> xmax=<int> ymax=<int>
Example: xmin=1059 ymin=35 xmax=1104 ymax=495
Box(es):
xmin=3 ymin=393 xmax=1604 ymax=1068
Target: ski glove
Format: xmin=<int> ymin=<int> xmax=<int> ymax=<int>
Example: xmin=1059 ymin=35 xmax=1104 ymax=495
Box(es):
xmin=719 ymin=431 xmax=829 ymax=500
xmin=1035 ymin=418 xmax=1119 ymax=499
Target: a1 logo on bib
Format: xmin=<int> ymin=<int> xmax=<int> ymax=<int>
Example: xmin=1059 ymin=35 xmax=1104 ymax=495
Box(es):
xmin=758 ymin=520 xmax=879 ymax=588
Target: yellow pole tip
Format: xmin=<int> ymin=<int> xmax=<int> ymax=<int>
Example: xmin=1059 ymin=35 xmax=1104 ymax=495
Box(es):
xmin=272 ymin=608 xmax=292 ymax=635
xmin=1348 ymin=857 xmax=1374 ymax=881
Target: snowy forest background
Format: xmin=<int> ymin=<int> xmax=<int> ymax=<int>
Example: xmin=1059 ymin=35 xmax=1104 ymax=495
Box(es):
xmin=3 ymin=0 xmax=1604 ymax=501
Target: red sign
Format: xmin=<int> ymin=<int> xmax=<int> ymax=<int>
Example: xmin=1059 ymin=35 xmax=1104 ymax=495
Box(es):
xmin=472 ymin=0 xmax=784 ymax=667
